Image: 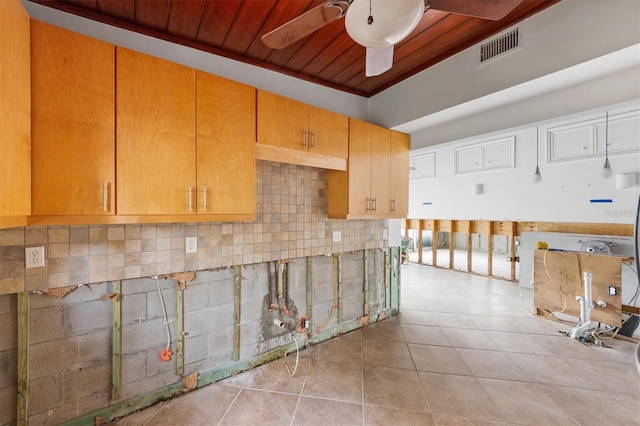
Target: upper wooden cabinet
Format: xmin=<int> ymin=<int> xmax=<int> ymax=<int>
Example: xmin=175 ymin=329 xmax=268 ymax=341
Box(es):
xmin=0 ymin=0 xmax=30 ymax=228
xmin=196 ymin=72 xmax=256 ymax=216
xmin=31 ymin=21 xmax=115 ymax=216
xmin=328 ymin=118 xmax=409 ymax=219
xmin=116 ymin=47 xmax=197 ymax=216
xmin=256 ymin=90 xmax=348 ymax=170
xmin=389 ymin=130 xmax=410 ymax=216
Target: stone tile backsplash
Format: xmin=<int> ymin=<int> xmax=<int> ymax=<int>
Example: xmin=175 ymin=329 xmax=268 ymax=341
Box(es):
xmin=0 ymin=161 xmax=386 ymax=293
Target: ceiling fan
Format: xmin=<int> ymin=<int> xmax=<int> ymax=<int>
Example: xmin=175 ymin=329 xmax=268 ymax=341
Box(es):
xmin=262 ymin=0 xmax=523 ymax=77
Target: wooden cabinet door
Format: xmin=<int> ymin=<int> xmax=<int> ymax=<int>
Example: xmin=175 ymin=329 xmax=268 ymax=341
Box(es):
xmin=117 ymin=48 xmax=196 ymax=215
xmin=389 ymin=130 xmax=409 ymax=216
xmin=370 ymin=124 xmax=391 ymax=216
xmin=347 ymin=118 xmax=373 ymax=215
xmin=257 ymin=91 xmax=308 ymax=152
xmin=308 ymin=106 xmax=348 ymax=158
xmin=0 ymin=0 xmax=30 ymax=219
xmin=31 ymin=22 xmax=115 ymax=216
xmin=196 ymin=72 xmax=255 ymax=215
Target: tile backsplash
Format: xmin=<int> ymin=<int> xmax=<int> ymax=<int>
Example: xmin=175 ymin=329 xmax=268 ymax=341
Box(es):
xmin=0 ymin=161 xmax=386 ymax=293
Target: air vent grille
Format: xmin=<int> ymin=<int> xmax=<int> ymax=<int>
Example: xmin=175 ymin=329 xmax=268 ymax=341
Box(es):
xmin=480 ymin=28 xmax=519 ymax=62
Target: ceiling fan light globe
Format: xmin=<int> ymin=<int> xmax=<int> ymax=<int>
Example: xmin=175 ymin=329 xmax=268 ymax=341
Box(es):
xmin=345 ymin=0 xmax=424 ymax=48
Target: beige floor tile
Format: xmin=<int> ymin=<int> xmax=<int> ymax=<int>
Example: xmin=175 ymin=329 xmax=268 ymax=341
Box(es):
xmin=397 ymin=309 xmax=438 ymax=326
xmin=418 ymin=371 xmax=504 ymax=421
xmin=311 ymin=335 xmax=362 ymax=364
xmin=430 ymin=312 xmax=479 ymax=329
xmin=440 ymin=328 xmax=500 ymax=350
xmin=566 ymin=358 xmax=640 ymax=394
xmin=360 ymin=320 xmax=406 ymax=342
xmin=362 ymin=339 xmax=415 ymax=369
xmin=506 ymin=352 xmax=592 ymax=388
xmin=431 ymin=413 xmax=512 ymax=426
xmin=219 ymin=389 xmax=298 ymax=425
xmin=363 ymin=366 xmax=429 ymax=412
xmin=364 ymin=405 xmax=435 ymax=426
xmin=302 ymin=359 xmax=363 ymax=403
xmin=544 ymin=385 xmax=639 ymax=426
xmin=401 ymin=324 xmax=451 ymax=346
xmin=478 ymin=378 xmax=578 ymax=425
xmin=483 ymin=330 xmax=556 ymax=355
xmin=293 ymin=397 xmax=363 ymax=426
xmin=457 ymin=348 xmax=531 ymax=381
xmin=408 ymin=344 xmax=472 ymax=375
xmin=242 ymin=356 xmax=311 ymax=394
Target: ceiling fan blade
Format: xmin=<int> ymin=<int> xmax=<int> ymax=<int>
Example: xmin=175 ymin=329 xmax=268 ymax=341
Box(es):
xmin=427 ymin=0 xmax=524 ymax=21
xmin=262 ymin=1 xmax=349 ymax=49
xmin=365 ymin=45 xmax=394 ymax=77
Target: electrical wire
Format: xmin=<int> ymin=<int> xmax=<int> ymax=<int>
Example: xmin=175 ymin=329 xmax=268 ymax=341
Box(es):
xmin=155 ymin=276 xmax=172 ymax=351
xmin=284 ymin=329 xmax=299 ymax=378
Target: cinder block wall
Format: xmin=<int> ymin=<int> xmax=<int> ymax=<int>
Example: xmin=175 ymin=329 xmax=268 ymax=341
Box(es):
xmin=10 ymin=250 xmax=387 ymax=425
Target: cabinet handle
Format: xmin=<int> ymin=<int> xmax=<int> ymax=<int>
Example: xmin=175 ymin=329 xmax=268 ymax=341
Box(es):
xmin=311 ymin=130 xmax=316 ymax=148
xmin=366 ymin=197 xmax=371 ymax=213
xmin=202 ymin=186 xmax=208 ymax=212
xmin=102 ymin=181 xmax=109 ymax=212
xmin=372 ymin=197 xmax=377 ymax=212
xmin=188 ymin=186 xmax=193 ymax=212
xmin=303 ymin=129 xmax=308 ymax=148
xmin=391 ymin=197 xmax=396 ymax=213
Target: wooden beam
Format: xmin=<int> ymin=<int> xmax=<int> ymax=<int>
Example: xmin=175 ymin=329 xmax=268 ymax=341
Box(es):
xmin=509 ymin=222 xmax=517 ymax=280
xmin=17 ymin=293 xmax=29 ymax=426
xmin=176 ymin=284 xmax=184 ymax=376
xmin=432 ymin=220 xmax=438 ymax=266
xmin=233 ymin=266 xmax=241 ymax=361
xmin=111 ymin=281 xmax=122 ymax=401
xmin=487 ymin=221 xmax=494 ymax=276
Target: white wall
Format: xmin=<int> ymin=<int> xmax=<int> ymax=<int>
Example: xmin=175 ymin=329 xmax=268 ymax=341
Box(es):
xmin=408 ymin=101 xmax=640 ymax=224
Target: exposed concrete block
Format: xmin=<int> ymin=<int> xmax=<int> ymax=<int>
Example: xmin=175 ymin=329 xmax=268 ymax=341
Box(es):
xmin=120 ymin=369 xmax=179 ymax=401
xmin=29 ymin=330 xmax=110 ymax=380
xmin=184 ymin=282 xmax=209 ymax=312
xmin=0 ymin=293 xmax=15 ymax=314
xmin=146 ymin=287 xmax=177 ymax=320
xmin=65 ymin=299 xmax=112 ymax=336
xmin=186 ymin=350 xmax=234 ymax=377
xmin=122 ymin=317 xmax=174 ymax=355
xmin=63 ymin=363 xmax=110 ymax=402
xmin=343 ymin=293 xmax=365 ymax=322
xmin=122 ymin=293 xmax=147 ymax=325
xmin=185 ymin=305 xmax=233 ymax=337
xmin=208 ymin=278 xmax=234 ymax=307
xmin=30 ymin=306 xmax=65 ymax=344
xmin=343 ymin=277 xmax=364 ymax=297
xmin=0 ymin=311 xmax=17 ymax=351
xmin=0 ymin=348 xmax=17 ymax=388
xmin=183 ymin=333 xmax=208 ymax=365
xmin=145 ymin=344 xmax=178 ymax=377
xmin=313 ymin=281 xmax=335 ymax=305
xmin=206 ymin=328 xmax=234 ymax=356
xmin=29 ymin=373 xmax=64 ymax=415
xmin=0 ymin=385 xmax=16 ymax=425
xmin=121 ymin=352 xmax=146 ymax=386
xmin=121 ymin=276 xmax=172 ymax=296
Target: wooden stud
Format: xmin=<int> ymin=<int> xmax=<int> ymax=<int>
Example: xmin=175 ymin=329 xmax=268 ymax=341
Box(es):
xmin=363 ymin=250 xmax=369 ymax=316
xmin=509 ymin=222 xmax=517 ymax=280
xmin=487 ymin=221 xmax=494 ymax=276
xmin=448 ymin=224 xmax=455 ymax=269
xmin=336 ymin=253 xmax=343 ymax=324
xmin=16 ymin=293 xmax=29 ymax=426
xmin=111 ymin=281 xmax=122 ymax=401
xmin=466 ymin=229 xmax=473 ymax=272
xmin=306 ymin=257 xmax=313 ymax=330
xmin=432 ymin=220 xmax=438 ymax=266
xmin=176 ymin=283 xmax=184 ymax=376
xmin=384 ymin=250 xmax=390 ymax=310
xmin=233 ymin=266 xmax=241 ymax=361
xmin=390 ymin=247 xmax=400 ymax=313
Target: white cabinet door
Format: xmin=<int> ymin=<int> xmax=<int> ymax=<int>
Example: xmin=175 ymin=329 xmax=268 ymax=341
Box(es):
xmin=595 ymin=110 xmax=640 ymax=155
xmin=549 ymin=123 xmax=595 ymax=161
xmin=455 ymin=146 xmax=483 ymax=173
xmin=483 ymin=138 xmax=514 ymax=169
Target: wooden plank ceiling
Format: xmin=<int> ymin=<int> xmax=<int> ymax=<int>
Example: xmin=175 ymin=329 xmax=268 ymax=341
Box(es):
xmin=27 ymin=0 xmax=560 ymax=97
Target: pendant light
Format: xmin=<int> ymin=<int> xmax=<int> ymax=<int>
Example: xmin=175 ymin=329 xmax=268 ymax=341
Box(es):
xmin=534 ymin=126 xmax=542 ymax=183
xmin=602 ymin=111 xmax=613 ymax=178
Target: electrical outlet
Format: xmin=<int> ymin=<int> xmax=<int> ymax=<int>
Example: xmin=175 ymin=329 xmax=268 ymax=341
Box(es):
xmin=25 ymin=247 xmax=45 ymax=268
xmin=382 ymin=228 xmax=388 ymax=240
xmin=185 ymin=237 xmax=197 ymax=254
xmin=332 ymin=231 xmax=341 ymax=242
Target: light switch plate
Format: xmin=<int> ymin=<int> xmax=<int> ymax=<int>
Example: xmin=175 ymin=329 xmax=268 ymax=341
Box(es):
xmin=332 ymin=231 xmax=341 ymax=242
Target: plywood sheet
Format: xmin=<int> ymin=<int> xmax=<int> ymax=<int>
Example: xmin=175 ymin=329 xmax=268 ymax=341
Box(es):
xmin=533 ymin=250 xmax=624 ymax=326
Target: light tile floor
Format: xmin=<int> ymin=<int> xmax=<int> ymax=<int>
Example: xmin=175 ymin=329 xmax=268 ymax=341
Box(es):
xmin=112 ymin=263 xmax=640 ymax=425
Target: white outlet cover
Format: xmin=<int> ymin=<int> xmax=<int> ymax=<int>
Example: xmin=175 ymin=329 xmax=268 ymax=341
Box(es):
xmin=383 ymin=228 xmax=388 ymax=240
xmin=25 ymin=246 xmax=45 ymax=268
xmin=185 ymin=237 xmax=197 ymax=254
xmin=332 ymin=231 xmax=341 ymax=242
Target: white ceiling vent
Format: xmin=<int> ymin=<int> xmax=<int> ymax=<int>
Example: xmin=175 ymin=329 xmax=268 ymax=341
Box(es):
xmin=479 ymin=28 xmax=520 ymax=63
